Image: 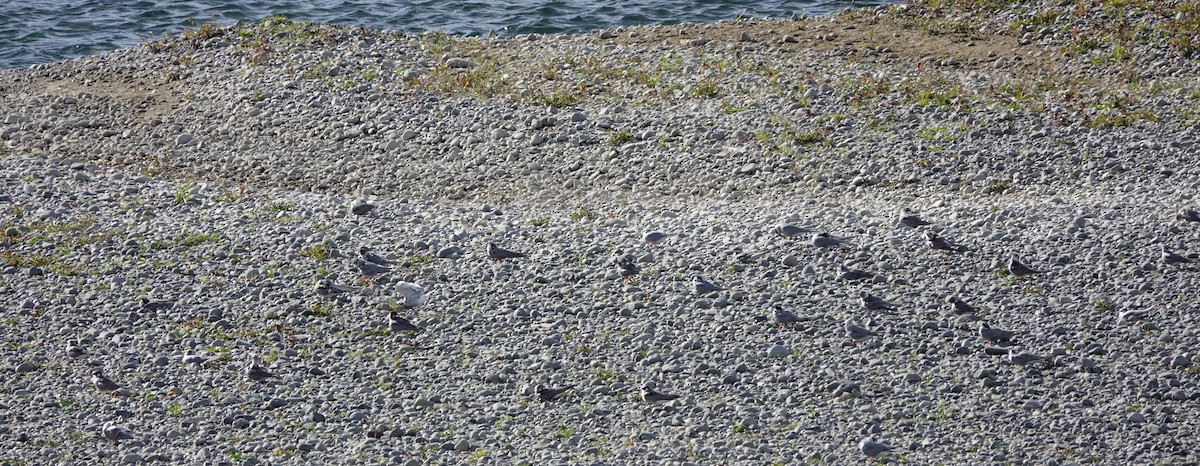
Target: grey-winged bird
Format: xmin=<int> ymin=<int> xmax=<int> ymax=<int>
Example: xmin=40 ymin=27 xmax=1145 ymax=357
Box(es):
xmin=91 ymin=370 xmax=120 ymax=393
xmin=773 ymin=223 xmax=811 ymax=238
xmin=945 ymin=296 xmax=977 ymax=315
xmin=693 ymin=276 xmax=721 ymax=294
xmin=536 ymin=385 xmax=572 ymax=402
xmin=1162 ymin=245 xmax=1193 ymax=266
xmin=845 ymin=320 xmax=879 ymax=343
xmin=897 ymin=208 xmax=932 ymax=228
xmin=978 ymin=322 xmax=1016 ymax=344
xmin=389 ymin=311 xmax=421 ymax=334
xmin=640 ymin=385 xmax=680 ymax=405
xmin=102 ymin=422 xmax=136 ymax=445
xmin=859 ymin=437 xmax=893 ymax=461
xmin=838 ymin=265 xmax=872 ymax=281
xmin=811 ymin=232 xmax=848 ymax=248
xmin=774 ymin=307 xmax=802 ymax=327
xmin=1007 ymin=256 xmax=1042 ymax=277
xmin=245 ymin=360 xmax=275 ymax=382
xmin=860 ymin=290 xmax=895 ymax=312
xmin=67 ymin=339 xmax=85 ymax=359
xmin=926 ymin=231 xmax=964 ymax=253
xmin=488 ymin=242 xmax=526 ymax=261
xmin=643 ymin=231 xmax=671 ymax=247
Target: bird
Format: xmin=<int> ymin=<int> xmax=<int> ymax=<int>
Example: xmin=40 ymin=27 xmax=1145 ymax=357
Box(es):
xmin=358 ymin=246 xmax=392 ymax=266
xmin=693 ymin=276 xmax=721 ymax=294
xmin=102 ymin=422 xmax=136 ymax=445
xmin=617 ymin=259 xmax=640 ymax=280
xmin=773 ymin=307 xmax=802 ymax=327
xmin=945 ymin=296 xmax=977 ymax=315
xmin=838 ymin=265 xmax=872 ymax=281
xmin=182 ymin=354 xmax=206 ymax=365
xmin=1007 ymin=256 xmax=1042 ymax=277
xmin=91 ymin=370 xmax=120 ymax=393
xmin=244 ymin=360 xmax=275 ymax=382
xmin=897 ymin=208 xmax=932 ymax=228
xmin=859 ymin=437 xmax=893 ymax=461
xmin=640 ymin=385 xmax=680 ymax=405
xmin=1117 ymin=310 xmax=1148 ymax=326
xmin=314 ymin=280 xmax=357 ymax=300
xmin=389 ymin=311 xmax=422 ymax=334
xmin=773 ymin=223 xmax=811 ymax=238
xmin=978 ymin=322 xmax=1016 ymax=344
xmin=394 ymin=282 xmax=428 ymax=308
xmin=350 ymin=200 xmax=376 ymax=216
xmin=536 ymin=385 xmax=572 ymax=402
xmin=925 ymin=231 xmax=964 ymax=253
xmin=488 ymin=242 xmax=526 ymax=261
xmin=859 ymin=290 xmax=896 ymax=312
xmin=1161 ymin=245 xmax=1193 ymax=266
xmin=811 ymin=232 xmax=848 ymax=248
xmin=355 ymin=258 xmax=391 ymax=276
xmin=1177 ymin=209 xmax=1200 ymax=223
xmin=643 ymin=231 xmax=671 ymax=247
xmin=844 ymin=320 xmax=879 ymax=343
xmin=66 ymin=339 xmax=85 ymax=359
xmin=1007 ymin=351 xmax=1045 ymax=367
xmin=139 ymin=297 xmax=175 ymax=311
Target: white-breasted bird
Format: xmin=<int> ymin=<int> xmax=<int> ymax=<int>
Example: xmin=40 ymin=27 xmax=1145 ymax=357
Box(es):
xmin=102 ymin=422 xmax=136 ymax=445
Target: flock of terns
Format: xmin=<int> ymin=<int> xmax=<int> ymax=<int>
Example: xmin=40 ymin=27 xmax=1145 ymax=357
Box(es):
xmin=78 ymin=204 xmax=1200 ymax=460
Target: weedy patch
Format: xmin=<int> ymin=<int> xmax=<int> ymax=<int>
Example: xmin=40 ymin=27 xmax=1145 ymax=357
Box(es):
xmin=569 ymin=207 xmax=599 ymax=221
xmin=299 ymin=242 xmax=331 ymax=261
xmin=607 ymin=129 xmax=633 ymax=145
xmin=308 ymin=303 xmax=333 ymax=317
xmin=689 ymin=79 xmax=721 ymax=98
xmin=985 ymin=181 xmax=1012 ymax=195
xmin=1093 ymin=298 xmax=1117 ymax=311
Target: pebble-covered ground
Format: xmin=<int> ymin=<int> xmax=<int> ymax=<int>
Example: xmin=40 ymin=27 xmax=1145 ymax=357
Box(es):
xmin=2 ymin=1 xmax=1199 ymax=464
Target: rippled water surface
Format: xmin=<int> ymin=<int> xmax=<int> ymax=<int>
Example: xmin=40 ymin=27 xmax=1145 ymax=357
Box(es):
xmin=0 ymin=0 xmax=889 ymax=70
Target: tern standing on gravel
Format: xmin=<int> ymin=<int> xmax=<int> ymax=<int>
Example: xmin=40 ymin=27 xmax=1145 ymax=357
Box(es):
xmin=314 ymin=280 xmax=357 ymax=300
xmin=1007 ymin=350 xmax=1045 ymax=367
xmin=91 ymin=370 xmax=120 ymax=394
xmin=845 ymin=320 xmax=879 ymax=343
xmin=811 ymin=232 xmax=848 ymax=248
xmin=350 ymin=200 xmax=376 ymax=216
xmin=945 ymin=296 xmax=977 ymax=315
xmin=773 ymin=223 xmax=810 ymax=239
xmin=859 ymin=290 xmax=896 ymax=312
xmin=389 ymin=311 xmax=421 ymax=334
xmin=838 ymin=265 xmax=872 ymax=281
xmin=640 ymin=385 xmax=680 ymax=405
xmin=897 ymin=208 xmax=932 ymax=228
xmin=859 ymin=438 xmax=893 ymax=460
xmin=536 ymin=385 xmax=572 ymax=402
xmin=488 ymin=242 xmax=526 ymax=261
xmin=978 ymin=322 xmax=1016 ymax=344
xmin=66 ymin=339 xmax=85 ymax=359
xmin=102 ymin=422 xmax=136 ymax=445
xmin=773 ymin=307 xmax=802 ymax=327
xmin=1161 ymin=245 xmax=1192 ymax=266
xmin=643 ymin=230 xmax=671 ymax=247
xmin=245 ymin=360 xmax=275 ymax=382
xmin=693 ymin=276 xmax=721 ymax=294
xmin=1007 ymin=256 xmax=1042 ymax=278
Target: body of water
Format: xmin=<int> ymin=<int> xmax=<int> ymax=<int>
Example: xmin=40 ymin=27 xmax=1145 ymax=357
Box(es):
xmin=0 ymin=0 xmax=888 ymax=70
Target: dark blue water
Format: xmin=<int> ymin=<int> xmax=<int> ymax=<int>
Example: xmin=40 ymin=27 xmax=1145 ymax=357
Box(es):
xmin=0 ymin=1 xmax=886 ymax=70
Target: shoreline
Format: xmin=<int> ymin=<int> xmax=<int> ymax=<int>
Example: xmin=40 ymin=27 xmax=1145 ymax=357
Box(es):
xmin=2 ymin=1 xmax=1200 ymax=464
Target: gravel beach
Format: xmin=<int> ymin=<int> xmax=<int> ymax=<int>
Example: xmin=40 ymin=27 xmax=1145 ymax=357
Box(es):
xmin=2 ymin=1 xmax=1199 ymax=464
